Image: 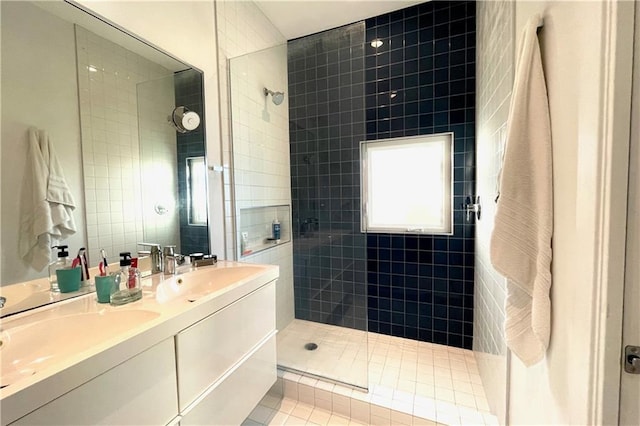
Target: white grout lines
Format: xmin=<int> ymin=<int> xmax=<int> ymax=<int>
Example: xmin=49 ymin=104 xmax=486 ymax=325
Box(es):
xmin=251 ymin=320 xmax=499 ymax=425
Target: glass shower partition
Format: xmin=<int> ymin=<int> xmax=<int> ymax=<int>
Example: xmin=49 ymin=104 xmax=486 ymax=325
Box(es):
xmin=229 ymin=26 xmax=369 ymax=390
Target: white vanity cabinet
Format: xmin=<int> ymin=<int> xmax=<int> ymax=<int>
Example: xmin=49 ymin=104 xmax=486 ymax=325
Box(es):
xmin=177 ymin=281 xmax=277 ymax=423
xmin=7 ymin=278 xmax=278 ymax=426
xmin=180 ymin=336 xmax=276 ymax=425
xmin=12 ymin=338 xmax=179 ymax=425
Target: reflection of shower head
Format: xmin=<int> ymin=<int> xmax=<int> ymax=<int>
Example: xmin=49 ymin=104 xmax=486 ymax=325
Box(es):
xmin=264 ymin=87 xmax=285 ymax=106
xmin=168 ymin=106 xmax=200 ymax=133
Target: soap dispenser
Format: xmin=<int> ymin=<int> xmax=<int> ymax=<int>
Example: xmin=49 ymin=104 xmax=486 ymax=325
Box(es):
xmin=272 ymin=217 xmax=281 ymax=241
xmin=49 ymin=245 xmax=71 ymax=292
xmin=110 ymin=252 xmax=142 ymax=305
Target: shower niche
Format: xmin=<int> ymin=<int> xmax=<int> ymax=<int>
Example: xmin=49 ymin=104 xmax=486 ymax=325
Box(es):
xmin=238 ymin=205 xmax=291 ymax=258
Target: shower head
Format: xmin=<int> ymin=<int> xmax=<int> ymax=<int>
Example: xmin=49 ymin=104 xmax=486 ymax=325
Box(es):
xmin=264 ymin=87 xmax=285 ymax=106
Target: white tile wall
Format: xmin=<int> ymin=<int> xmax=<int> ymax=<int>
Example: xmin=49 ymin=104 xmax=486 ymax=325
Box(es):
xmin=474 ymin=2 xmax=514 ymax=424
xmin=76 ymin=25 xmax=176 ymax=266
xmin=215 ymin=1 xmax=294 ymax=331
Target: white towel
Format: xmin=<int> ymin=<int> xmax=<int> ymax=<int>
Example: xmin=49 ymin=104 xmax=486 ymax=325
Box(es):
xmin=490 ymin=14 xmax=553 ymax=367
xmin=19 ymin=128 xmax=77 ymax=271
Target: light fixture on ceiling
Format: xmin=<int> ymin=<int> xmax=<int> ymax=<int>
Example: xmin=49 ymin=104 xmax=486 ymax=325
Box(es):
xmin=390 ymin=91 xmax=398 ymax=99
xmin=370 ymin=39 xmax=383 ymax=48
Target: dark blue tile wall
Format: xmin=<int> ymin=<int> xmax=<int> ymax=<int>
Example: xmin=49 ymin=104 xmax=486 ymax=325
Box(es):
xmin=288 ymin=23 xmax=368 ymax=331
xmin=175 ymin=69 xmax=210 ymax=256
xmin=365 ymin=1 xmax=476 ymax=349
xmin=288 ymin=1 xmax=476 ymax=349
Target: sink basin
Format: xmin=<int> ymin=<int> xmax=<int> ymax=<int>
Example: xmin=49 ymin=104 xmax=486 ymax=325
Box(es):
xmin=0 ymin=279 xmax=94 ymax=318
xmin=0 ymin=310 xmax=160 ymax=388
xmin=155 ymin=265 xmax=269 ymax=303
xmin=0 ymin=281 xmax=49 ymax=308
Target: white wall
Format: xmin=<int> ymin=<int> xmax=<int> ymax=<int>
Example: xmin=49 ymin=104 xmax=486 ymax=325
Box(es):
xmin=474 ymin=1 xmax=513 ymax=423
xmin=620 ymin=7 xmax=640 ymax=423
xmin=215 ymin=0 xmax=289 ymax=259
xmin=75 ymin=0 xmax=225 ymax=260
xmin=507 ymin=1 xmax=628 ymax=424
xmin=216 ymin=0 xmax=295 ymax=330
xmin=0 ymin=1 xmax=87 ymax=285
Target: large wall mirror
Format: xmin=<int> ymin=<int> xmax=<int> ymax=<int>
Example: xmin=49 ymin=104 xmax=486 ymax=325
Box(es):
xmin=0 ymin=0 xmax=210 ymax=292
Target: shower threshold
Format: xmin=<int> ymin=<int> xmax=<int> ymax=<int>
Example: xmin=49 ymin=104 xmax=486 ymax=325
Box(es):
xmin=276 ymin=364 xmax=369 ymax=393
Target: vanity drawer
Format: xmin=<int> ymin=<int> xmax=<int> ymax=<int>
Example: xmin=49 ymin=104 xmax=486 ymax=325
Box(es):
xmin=12 ymin=338 xmax=178 ymax=426
xmin=179 ymin=334 xmax=277 ymax=426
xmin=175 ymin=281 xmax=276 ymax=411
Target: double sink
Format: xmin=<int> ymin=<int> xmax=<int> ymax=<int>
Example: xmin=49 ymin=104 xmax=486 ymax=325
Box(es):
xmin=0 ymin=262 xmax=274 ymax=394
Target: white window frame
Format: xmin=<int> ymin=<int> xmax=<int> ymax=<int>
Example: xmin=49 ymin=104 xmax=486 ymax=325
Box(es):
xmin=360 ymin=133 xmax=454 ymax=235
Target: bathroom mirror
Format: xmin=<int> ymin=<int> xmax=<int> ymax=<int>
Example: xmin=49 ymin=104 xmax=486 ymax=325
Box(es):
xmin=0 ymin=1 xmax=210 ymax=298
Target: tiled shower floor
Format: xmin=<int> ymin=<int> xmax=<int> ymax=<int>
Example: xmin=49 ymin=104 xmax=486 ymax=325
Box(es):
xmin=271 ymin=319 xmax=497 ymax=425
xmin=277 ymin=319 xmax=369 ymax=388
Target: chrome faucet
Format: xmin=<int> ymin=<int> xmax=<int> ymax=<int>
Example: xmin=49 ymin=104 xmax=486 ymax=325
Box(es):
xmin=138 ymin=243 xmax=163 ymax=274
xmin=163 ymin=245 xmax=177 ymax=275
xmin=163 ymin=246 xmax=186 ymax=275
xmin=0 ymin=296 xmax=6 ymax=308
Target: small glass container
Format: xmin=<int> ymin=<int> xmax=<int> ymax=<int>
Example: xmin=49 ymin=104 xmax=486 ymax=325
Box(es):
xmin=110 ymin=252 xmax=142 ymax=305
xmin=49 ymin=245 xmax=71 ymax=292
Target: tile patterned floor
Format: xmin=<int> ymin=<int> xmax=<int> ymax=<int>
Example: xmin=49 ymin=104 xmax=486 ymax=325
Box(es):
xmin=267 ymin=320 xmax=498 ymax=425
xmin=277 ymin=319 xmax=368 ymax=388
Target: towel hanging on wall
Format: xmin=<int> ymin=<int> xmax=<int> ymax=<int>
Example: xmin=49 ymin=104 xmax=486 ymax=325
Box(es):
xmin=490 ymin=14 xmax=553 ymax=367
xmin=19 ymin=128 xmax=77 ymax=271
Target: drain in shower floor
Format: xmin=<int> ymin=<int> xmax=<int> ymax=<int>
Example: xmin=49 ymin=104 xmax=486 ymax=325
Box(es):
xmin=304 ymin=342 xmax=318 ymax=351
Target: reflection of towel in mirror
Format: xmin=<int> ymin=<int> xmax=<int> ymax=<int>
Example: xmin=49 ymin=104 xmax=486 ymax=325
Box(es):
xmin=19 ymin=128 xmax=76 ymax=271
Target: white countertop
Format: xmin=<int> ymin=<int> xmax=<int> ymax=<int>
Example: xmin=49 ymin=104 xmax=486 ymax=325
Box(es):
xmin=0 ymin=261 xmax=279 ymax=425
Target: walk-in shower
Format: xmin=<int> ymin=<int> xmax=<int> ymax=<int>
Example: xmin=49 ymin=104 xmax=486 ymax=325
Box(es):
xmin=228 ymin=0 xmax=477 ymax=395
xmin=225 ymin=2 xmax=500 ymax=423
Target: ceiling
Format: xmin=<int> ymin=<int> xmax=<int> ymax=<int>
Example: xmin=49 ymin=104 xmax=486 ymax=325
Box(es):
xmin=254 ymin=0 xmax=426 ymax=40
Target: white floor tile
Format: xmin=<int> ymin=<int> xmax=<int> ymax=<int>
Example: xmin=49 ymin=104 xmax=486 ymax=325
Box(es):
xmin=350 ymin=399 xmax=370 ymax=424
xmin=327 ymin=414 xmax=350 ymax=425
xmin=308 ymin=407 xmax=332 ymax=425
xmin=290 ymin=402 xmax=313 ymax=421
xmin=283 ymin=415 xmax=307 ymax=425
xmin=268 ymin=320 xmax=499 ymax=426
xmin=391 ymin=409 xmax=414 ymax=425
